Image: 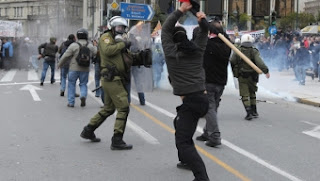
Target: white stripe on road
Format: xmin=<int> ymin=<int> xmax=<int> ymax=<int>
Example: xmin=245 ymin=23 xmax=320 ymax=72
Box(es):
xmin=127 ymin=119 xmax=160 ymax=145
xmin=301 ymin=121 xmax=320 ymax=140
xmin=27 ymin=69 xmax=39 ymax=81
xmin=87 ymin=84 xmax=160 ymax=145
xmin=132 ymin=94 xmax=303 ymax=181
xmin=131 ymin=94 xmax=176 ymax=118
xmin=0 ymin=69 xmax=17 ymax=82
xmin=196 ymin=127 xmax=303 ymax=181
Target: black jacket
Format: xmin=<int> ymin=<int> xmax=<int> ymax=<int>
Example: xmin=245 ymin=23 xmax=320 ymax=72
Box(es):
xmin=203 ymin=36 xmax=231 ymax=85
xmin=161 ymin=10 xmax=208 ymax=96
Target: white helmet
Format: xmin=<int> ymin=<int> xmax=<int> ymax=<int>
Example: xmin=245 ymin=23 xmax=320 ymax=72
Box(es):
xmin=241 ymin=34 xmax=254 ymax=44
xmin=235 ymin=38 xmax=240 ymax=44
xmin=107 ymin=16 xmax=128 ymax=30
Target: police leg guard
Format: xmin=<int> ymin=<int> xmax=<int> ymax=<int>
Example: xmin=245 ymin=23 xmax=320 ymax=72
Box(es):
xmin=110 ymin=133 xmax=133 ymax=150
xmin=251 ymin=105 xmax=259 ymax=118
xmin=80 ymin=124 xmax=101 ymax=142
xmin=245 ymin=106 xmax=253 ymax=121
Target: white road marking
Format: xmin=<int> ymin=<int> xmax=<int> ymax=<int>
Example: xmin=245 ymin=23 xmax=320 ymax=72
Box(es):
xmin=301 ymin=121 xmax=320 ymax=140
xmin=0 ymin=80 xmax=60 ymax=86
xmin=0 ymin=69 xmax=17 ymax=82
xmin=87 ymin=83 xmax=160 ymax=145
xmin=20 ymin=84 xmax=42 ymax=101
xmin=127 ymin=119 xmax=160 ymax=145
xmin=27 ymin=69 xmax=39 ymax=81
xmin=134 ymin=94 xmax=303 ymax=181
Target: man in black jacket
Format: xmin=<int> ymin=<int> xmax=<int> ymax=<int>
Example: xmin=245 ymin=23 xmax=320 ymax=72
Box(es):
xmin=161 ymin=2 xmax=210 ymax=181
xmin=38 ymin=37 xmax=58 ymax=86
xmin=196 ymin=20 xmax=231 ymax=147
xmin=58 ymin=34 xmax=76 ymax=96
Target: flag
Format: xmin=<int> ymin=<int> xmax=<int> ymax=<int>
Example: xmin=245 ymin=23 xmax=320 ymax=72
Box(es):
xmin=179 ymin=0 xmax=190 ymax=2
xmin=151 ymin=21 xmax=162 ymax=37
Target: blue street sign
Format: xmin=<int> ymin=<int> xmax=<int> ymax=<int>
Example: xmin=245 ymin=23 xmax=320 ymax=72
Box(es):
xmin=120 ymin=2 xmax=155 ymax=21
xmin=268 ymin=25 xmax=277 ymax=35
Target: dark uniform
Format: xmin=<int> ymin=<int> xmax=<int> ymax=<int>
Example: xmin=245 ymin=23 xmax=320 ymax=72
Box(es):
xmin=231 ymin=41 xmax=269 ymax=120
xmin=80 ymin=16 xmax=133 ymax=150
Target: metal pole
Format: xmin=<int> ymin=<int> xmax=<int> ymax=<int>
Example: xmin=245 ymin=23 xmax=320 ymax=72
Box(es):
xmin=92 ymin=0 xmax=94 ymax=38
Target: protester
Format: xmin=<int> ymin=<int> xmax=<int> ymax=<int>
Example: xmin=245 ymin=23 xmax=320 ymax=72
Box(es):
xmin=58 ymin=28 xmax=97 ymax=107
xmin=58 ymin=34 xmax=76 ymax=97
xmin=196 ymin=19 xmax=231 ymax=147
xmin=38 ymin=37 xmax=59 ymax=86
xmin=161 ymin=2 xmax=210 ymax=181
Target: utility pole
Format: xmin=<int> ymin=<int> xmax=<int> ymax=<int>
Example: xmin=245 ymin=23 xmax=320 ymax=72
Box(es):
xmin=92 ymin=0 xmax=95 ymax=38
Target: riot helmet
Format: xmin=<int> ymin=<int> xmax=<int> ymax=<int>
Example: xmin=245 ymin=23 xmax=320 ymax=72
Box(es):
xmin=76 ymin=28 xmax=88 ymax=40
xmin=108 ymin=16 xmax=128 ymax=35
xmin=241 ymin=34 xmax=254 ymax=47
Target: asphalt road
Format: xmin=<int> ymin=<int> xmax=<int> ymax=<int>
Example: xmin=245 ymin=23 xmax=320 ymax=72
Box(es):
xmin=1 ymin=69 xmax=320 ymax=181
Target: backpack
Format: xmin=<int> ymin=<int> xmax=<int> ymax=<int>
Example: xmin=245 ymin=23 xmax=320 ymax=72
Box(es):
xmin=76 ymin=42 xmax=91 ymax=67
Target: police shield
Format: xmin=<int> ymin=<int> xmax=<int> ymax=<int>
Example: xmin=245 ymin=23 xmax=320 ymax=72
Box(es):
xmin=128 ymin=22 xmax=153 ymax=92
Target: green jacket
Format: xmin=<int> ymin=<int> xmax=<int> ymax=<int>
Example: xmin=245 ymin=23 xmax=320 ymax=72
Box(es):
xmin=230 ymin=46 xmax=269 ymax=77
xmin=99 ymin=31 xmax=127 ymax=76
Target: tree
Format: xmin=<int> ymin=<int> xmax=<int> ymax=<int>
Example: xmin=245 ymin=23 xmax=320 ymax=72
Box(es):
xmin=279 ymin=12 xmax=316 ymax=30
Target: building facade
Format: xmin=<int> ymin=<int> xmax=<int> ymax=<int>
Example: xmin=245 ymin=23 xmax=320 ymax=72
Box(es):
xmin=304 ymin=0 xmax=320 ymax=18
xmin=0 ymin=0 xmax=83 ymax=42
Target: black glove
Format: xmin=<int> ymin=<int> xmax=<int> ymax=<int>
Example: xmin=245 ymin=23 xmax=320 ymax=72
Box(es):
xmin=124 ymin=41 xmax=131 ymax=49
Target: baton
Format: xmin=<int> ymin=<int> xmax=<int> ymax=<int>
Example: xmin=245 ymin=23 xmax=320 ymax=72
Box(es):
xmin=92 ymin=86 xmax=102 ymax=92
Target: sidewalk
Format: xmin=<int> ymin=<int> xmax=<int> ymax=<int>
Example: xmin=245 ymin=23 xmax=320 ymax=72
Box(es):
xmin=258 ymin=69 xmax=320 ymax=107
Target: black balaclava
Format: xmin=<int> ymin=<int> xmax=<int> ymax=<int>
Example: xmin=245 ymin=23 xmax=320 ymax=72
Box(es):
xmin=173 ymin=26 xmax=199 ymax=54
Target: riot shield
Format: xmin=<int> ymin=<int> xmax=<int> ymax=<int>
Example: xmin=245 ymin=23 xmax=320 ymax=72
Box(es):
xmin=128 ymin=22 xmax=153 ymax=92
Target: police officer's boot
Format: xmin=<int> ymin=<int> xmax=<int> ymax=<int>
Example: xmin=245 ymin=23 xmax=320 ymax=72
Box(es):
xmin=245 ymin=107 xmax=253 ymax=120
xmin=251 ymin=105 xmax=259 ymax=118
xmin=80 ymin=124 xmax=101 ymax=142
xmin=111 ymin=133 xmax=133 ymax=150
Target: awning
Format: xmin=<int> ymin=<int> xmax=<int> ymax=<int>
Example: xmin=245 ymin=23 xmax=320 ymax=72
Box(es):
xmin=301 ymin=25 xmax=320 ymax=34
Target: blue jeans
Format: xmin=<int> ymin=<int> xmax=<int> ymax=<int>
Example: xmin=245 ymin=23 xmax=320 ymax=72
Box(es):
xmin=41 ymin=60 xmax=55 ymax=82
xmin=296 ymin=65 xmax=306 ymax=83
xmin=68 ymin=71 xmax=89 ymax=105
xmin=60 ymin=67 xmax=69 ymax=92
xmin=94 ymin=63 xmax=101 ymax=97
xmin=126 ymin=80 xmax=144 ymax=104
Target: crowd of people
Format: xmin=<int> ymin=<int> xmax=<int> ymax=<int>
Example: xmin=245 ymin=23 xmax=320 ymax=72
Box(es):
xmin=1 ymin=2 xmax=319 ymax=180
xmin=252 ymin=32 xmax=320 ymax=85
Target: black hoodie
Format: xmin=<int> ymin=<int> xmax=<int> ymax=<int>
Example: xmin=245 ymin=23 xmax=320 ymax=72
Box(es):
xmin=203 ymin=36 xmax=231 ymax=85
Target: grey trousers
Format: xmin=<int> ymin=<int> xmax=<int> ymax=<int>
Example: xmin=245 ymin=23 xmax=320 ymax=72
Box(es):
xmin=204 ymin=83 xmax=225 ymax=139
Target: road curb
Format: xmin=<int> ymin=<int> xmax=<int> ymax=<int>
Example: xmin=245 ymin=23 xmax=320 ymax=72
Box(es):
xmin=296 ymin=97 xmax=320 ymax=107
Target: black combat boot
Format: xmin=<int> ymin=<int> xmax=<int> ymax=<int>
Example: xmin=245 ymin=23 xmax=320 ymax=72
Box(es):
xmin=245 ymin=106 xmax=253 ymax=120
xmin=80 ymin=125 xmax=101 ymax=142
xmin=111 ymin=134 xmax=133 ymax=150
xmin=251 ymin=105 xmax=259 ymax=118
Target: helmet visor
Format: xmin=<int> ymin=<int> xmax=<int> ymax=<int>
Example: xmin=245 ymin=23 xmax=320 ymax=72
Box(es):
xmin=115 ymin=25 xmax=126 ymax=34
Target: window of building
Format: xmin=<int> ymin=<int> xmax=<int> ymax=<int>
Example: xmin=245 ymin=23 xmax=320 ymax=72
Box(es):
xmin=77 ymin=6 xmax=80 ymax=16
xmin=0 ymin=8 xmax=2 ymax=17
xmin=275 ymin=0 xmax=294 ymax=17
xmin=14 ymin=7 xmax=17 ymax=17
xmin=5 ymin=8 xmax=8 ymax=16
xmin=38 ymin=6 xmax=40 ymax=15
xmin=252 ymin=0 xmax=270 ymax=16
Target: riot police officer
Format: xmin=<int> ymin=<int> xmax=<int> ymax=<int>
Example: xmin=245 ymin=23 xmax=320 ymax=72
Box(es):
xmin=80 ymin=16 xmax=133 ymax=150
xmin=231 ymin=34 xmax=270 ymax=120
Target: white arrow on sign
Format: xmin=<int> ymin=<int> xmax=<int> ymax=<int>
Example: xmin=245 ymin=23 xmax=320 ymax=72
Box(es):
xmin=20 ymin=84 xmax=42 ymax=101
